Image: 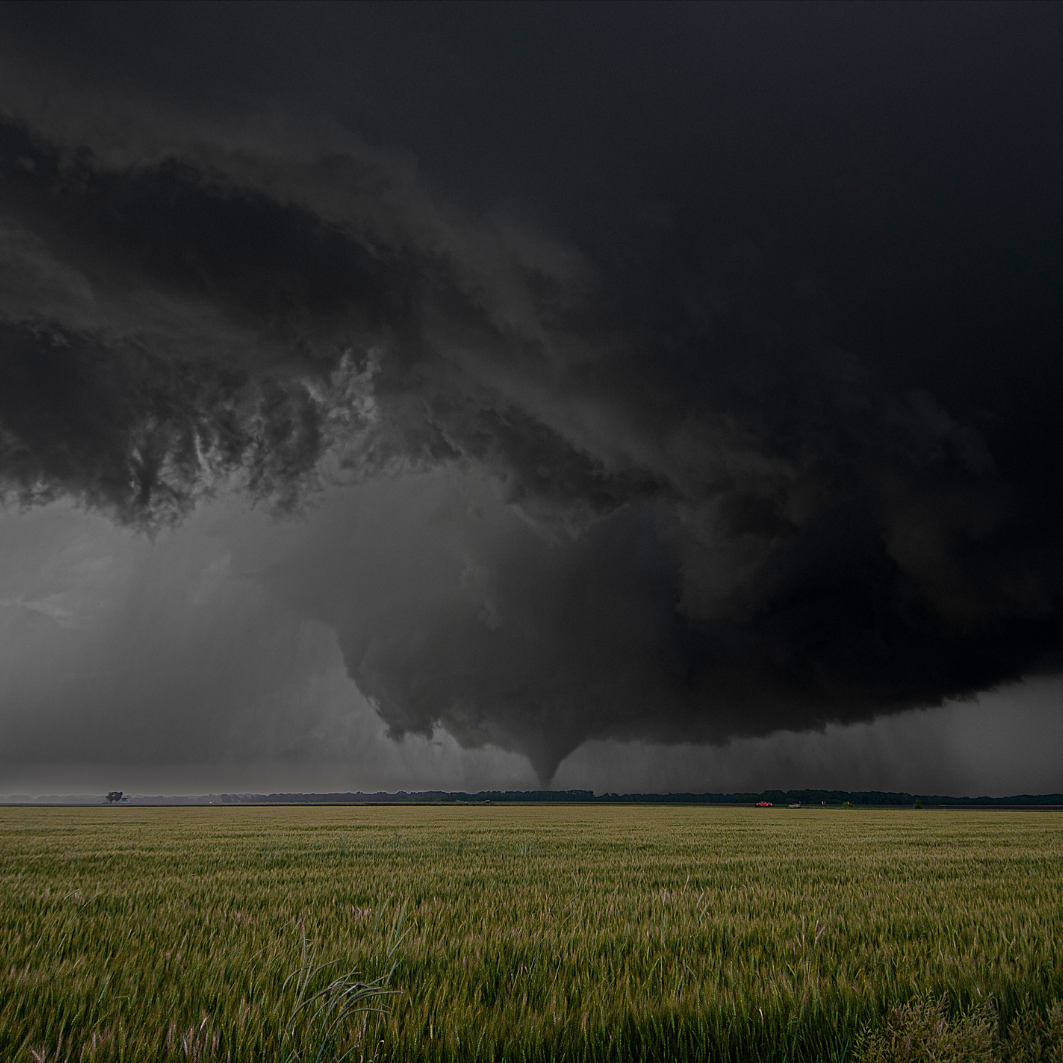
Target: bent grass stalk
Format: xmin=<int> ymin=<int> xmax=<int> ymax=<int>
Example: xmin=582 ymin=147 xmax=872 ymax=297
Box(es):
xmin=279 ymin=904 xmax=407 ymax=1063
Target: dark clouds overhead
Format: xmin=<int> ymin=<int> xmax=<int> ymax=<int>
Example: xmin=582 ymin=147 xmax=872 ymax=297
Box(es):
xmin=0 ymin=3 xmax=1061 ymax=783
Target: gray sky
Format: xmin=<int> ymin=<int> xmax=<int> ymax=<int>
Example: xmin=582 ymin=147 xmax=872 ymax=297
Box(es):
xmin=0 ymin=3 xmax=1061 ymax=796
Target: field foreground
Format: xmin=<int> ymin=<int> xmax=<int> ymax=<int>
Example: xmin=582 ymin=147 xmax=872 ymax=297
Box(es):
xmin=0 ymin=805 xmax=1060 ymax=1062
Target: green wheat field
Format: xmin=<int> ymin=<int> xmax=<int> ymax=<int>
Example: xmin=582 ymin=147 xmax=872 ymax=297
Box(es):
xmin=0 ymin=805 xmax=1061 ymax=1062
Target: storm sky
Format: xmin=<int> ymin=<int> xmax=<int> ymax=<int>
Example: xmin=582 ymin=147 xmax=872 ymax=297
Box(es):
xmin=1 ymin=3 xmax=1062 ymax=796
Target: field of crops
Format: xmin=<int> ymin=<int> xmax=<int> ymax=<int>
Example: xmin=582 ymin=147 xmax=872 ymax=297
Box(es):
xmin=0 ymin=805 xmax=1061 ymax=1062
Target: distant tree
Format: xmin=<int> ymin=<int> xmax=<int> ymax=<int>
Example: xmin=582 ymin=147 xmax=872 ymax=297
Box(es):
xmin=914 ymin=797 xmax=924 ymax=809
xmin=106 ymin=791 xmax=123 ymax=804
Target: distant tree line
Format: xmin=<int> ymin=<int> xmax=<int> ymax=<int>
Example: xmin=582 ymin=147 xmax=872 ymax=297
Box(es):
xmin=210 ymin=789 xmax=1063 ymax=807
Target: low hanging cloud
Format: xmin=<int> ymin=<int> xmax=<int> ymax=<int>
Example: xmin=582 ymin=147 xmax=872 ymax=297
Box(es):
xmin=1 ymin=83 xmax=1061 ymax=783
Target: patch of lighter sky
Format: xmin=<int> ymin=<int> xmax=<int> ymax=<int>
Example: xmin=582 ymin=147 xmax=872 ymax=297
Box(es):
xmin=554 ymin=679 xmax=1063 ymax=798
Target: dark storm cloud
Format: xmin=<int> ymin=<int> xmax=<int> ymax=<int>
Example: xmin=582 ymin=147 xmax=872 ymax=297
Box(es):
xmin=1 ymin=4 xmax=1062 ymax=782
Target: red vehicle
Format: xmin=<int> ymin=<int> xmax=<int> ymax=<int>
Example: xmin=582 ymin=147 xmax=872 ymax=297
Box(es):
xmin=755 ymin=800 xmax=773 ymax=807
